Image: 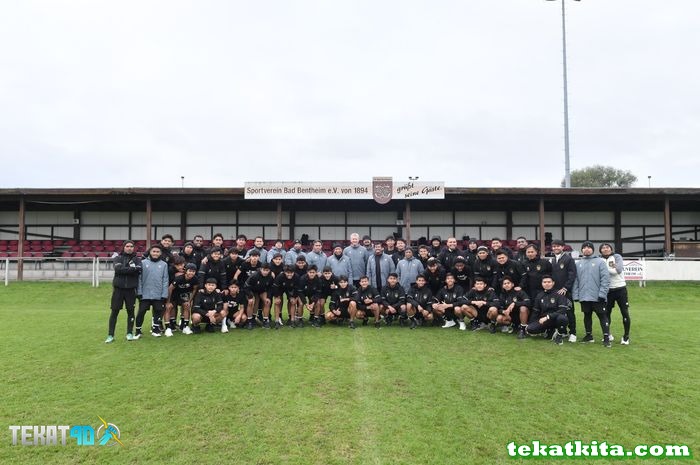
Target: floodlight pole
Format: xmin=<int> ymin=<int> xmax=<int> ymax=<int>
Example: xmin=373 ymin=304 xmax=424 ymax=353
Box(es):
xmin=561 ymin=0 xmax=572 ymax=188
xmin=548 ymin=0 xmax=575 ymax=188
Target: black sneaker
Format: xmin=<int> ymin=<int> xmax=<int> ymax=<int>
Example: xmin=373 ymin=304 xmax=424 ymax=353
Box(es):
xmin=246 ymin=320 xmax=254 ymax=330
xmin=581 ymin=334 xmax=594 ymax=343
xmin=469 ymin=319 xmax=480 ymax=331
xmin=488 ymin=322 xmax=497 ymax=334
xmin=275 ymin=320 xmax=282 ymax=330
xmin=374 ymin=321 xmax=381 ymax=329
xmin=553 ymin=333 xmax=564 ymax=345
xmin=410 ymin=318 xmax=417 ymax=330
xmin=205 ymin=324 xmax=215 ymax=333
xmin=362 ymin=318 xmax=369 ymax=326
xmin=192 ymin=325 xmax=202 ymax=334
xmin=517 ymin=327 xmax=526 ymax=340
xmin=385 ymin=315 xmax=393 ymax=326
xmin=349 ymin=321 xmax=356 ymax=330
xmin=263 ymin=319 xmax=271 ymax=329
xmin=399 ymin=317 xmax=407 ymax=327
xmin=311 ymin=318 xmax=320 ymax=328
xmin=603 ymin=335 xmax=612 ymax=348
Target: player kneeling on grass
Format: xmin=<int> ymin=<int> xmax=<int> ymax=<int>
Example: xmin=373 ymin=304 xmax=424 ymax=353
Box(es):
xmin=406 ymin=274 xmax=435 ymax=329
xmin=381 ymin=273 xmax=407 ymax=326
xmin=462 ymin=276 xmax=500 ymax=331
xmin=432 ymin=273 xmax=467 ymax=330
xmin=325 ymin=276 xmax=359 ymax=329
xmin=526 ymin=275 xmax=570 ymax=345
xmin=192 ymin=278 xmax=226 ymax=333
xmin=497 ymin=275 xmax=531 ymax=339
xmin=244 ymin=263 xmax=274 ymax=329
xmin=354 ymin=276 xmax=381 ymax=328
xmin=165 ymin=263 xmax=198 ymax=336
xmin=272 ymin=265 xmax=300 ymax=329
xmin=223 ymin=281 xmax=248 ymax=329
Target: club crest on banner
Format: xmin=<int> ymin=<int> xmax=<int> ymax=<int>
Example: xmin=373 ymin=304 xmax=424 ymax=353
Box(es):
xmin=372 ymin=177 xmax=393 ymax=204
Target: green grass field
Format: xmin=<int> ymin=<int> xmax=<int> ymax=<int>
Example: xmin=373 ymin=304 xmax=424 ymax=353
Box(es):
xmin=0 ymin=282 xmax=698 ymax=464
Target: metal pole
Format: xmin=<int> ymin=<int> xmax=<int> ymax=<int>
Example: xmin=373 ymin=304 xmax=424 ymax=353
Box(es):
xmin=561 ymin=0 xmax=572 ymax=188
xmin=4 ymin=258 xmax=8 ymax=286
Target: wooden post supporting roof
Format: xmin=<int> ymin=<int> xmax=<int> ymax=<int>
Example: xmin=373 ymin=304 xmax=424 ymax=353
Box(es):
xmin=17 ymin=197 xmax=25 ymax=281
xmin=539 ymin=198 xmax=546 ymax=258
xmin=146 ymin=198 xmax=152 ymax=250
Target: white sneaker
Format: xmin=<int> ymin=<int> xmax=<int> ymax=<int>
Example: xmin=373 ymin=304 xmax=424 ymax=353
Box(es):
xmin=620 ymin=336 xmax=630 ymax=345
xmin=458 ymin=321 xmax=467 ymax=331
xmin=442 ymin=320 xmax=456 ymax=328
xmin=228 ymin=320 xmax=236 ymax=329
xmin=551 ymin=329 xmax=560 ymax=341
xmin=164 ymin=328 xmax=173 ymax=337
xmin=568 ymin=334 xmax=577 ymax=343
xmin=221 ymin=324 xmax=229 ymax=333
xmin=602 ymin=334 xmax=614 ymax=342
xmin=151 ymin=330 xmax=162 ymax=337
xmin=182 ymin=326 xmax=193 ymax=335
xmin=133 ymin=333 xmax=142 ymax=340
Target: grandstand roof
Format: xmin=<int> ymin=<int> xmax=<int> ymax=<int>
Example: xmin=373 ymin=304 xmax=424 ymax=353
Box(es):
xmin=0 ymin=187 xmax=698 ymax=212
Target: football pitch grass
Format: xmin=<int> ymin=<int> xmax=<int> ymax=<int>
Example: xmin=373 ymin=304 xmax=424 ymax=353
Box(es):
xmin=1 ymin=282 xmax=698 ymax=464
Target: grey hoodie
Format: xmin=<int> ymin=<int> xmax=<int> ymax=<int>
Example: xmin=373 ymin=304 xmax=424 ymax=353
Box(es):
xmin=572 ymin=254 xmax=610 ymax=302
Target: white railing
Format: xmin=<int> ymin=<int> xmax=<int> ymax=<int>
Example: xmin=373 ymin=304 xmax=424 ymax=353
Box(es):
xmin=3 ymin=256 xmax=700 ymax=287
xmin=2 ymin=257 xmax=116 ymax=286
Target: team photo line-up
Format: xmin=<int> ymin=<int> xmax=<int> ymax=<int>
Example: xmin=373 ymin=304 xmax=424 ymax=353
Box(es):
xmin=107 ymin=232 xmax=631 ymax=348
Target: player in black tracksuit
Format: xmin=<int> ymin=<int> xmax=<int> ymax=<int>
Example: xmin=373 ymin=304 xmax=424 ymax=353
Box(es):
xmin=380 ymin=273 xmax=407 ymax=326
xmin=406 ymin=274 xmax=436 ymax=328
xmin=472 ymin=247 xmax=496 ymax=289
xmin=234 ymin=252 xmax=261 ymax=285
xmin=326 ymin=276 xmax=358 ymax=328
xmin=191 ymin=278 xmax=225 ymax=333
xmin=432 ymin=274 xmax=466 ymax=329
xmin=550 ymin=239 xmax=578 ymax=340
xmin=166 ymin=263 xmax=198 ymax=333
xmin=106 ymin=240 xmax=142 ymax=341
xmin=354 ymin=276 xmax=382 ymax=327
xmin=269 ymin=253 xmax=285 ymax=278
xmin=424 ymin=258 xmax=447 ymax=295
xmin=297 ymin=266 xmax=323 ymax=327
xmin=317 ymin=267 xmax=339 ymax=326
xmin=463 ymin=276 xmax=500 ymax=330
xmin=522 ymin=244 xmax=553 ymax=300
xmin=497 ymin=275 xmax=532 ymax=338
xmin=272 ymin=266 xmax=300 ymax=328
xmin=197 ymin=247 xmax=228 ymax=290
xmin=451 ymin=257 xmax=472 ymax=293
xmin=223 ymin=249 xmax=244 ymax=285
xmin=243 ymin=264 xmax=274 ymax=329
xmin=493 ymin=250 xmax=527 ymax=291
xmin=437 ymin=238 xmax=464 ymax=270
xmin=223 ymin=281 xmax=248 ymax=328
xmin=527 ymin=275 xmax=570 ymax=345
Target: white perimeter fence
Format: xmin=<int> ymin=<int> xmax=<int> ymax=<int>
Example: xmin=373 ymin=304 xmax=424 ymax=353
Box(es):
xmin=2 ymin=257 xmax=700 ymax=287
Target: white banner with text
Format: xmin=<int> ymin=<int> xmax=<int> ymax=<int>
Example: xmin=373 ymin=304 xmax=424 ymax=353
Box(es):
xmin=244 ymin=181 xmax=445 ymax=201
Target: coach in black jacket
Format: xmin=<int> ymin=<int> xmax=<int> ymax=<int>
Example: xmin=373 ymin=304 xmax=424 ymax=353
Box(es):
xmin=107 ymin=240 xmax=142 ymax=342
xmin=550 ymin=239 xmax=578 ymax=341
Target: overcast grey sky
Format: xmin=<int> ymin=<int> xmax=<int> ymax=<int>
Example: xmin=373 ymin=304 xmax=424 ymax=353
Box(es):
xmin=1 ymin=0 xmax=698 ymax=189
